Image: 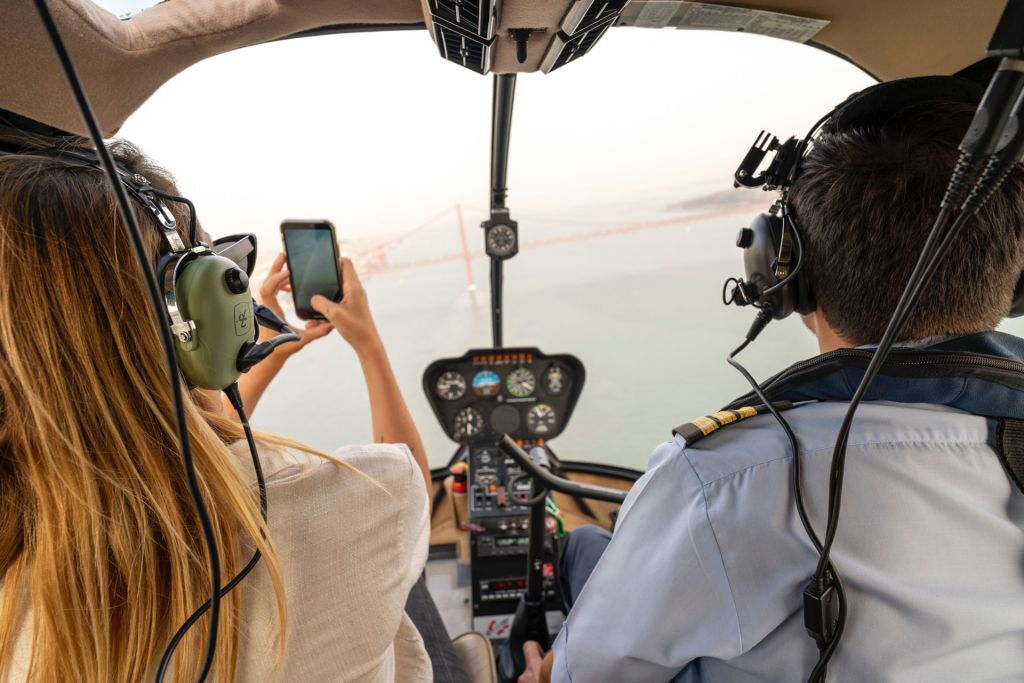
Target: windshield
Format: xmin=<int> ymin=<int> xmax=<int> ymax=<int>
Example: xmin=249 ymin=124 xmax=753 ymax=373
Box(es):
xmin=121 ymin=28 xmax=882 ymax=469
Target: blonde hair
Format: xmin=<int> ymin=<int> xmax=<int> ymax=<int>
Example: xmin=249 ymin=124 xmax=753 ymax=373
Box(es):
xmin=0 ymin=140 xmax=289 ymax=682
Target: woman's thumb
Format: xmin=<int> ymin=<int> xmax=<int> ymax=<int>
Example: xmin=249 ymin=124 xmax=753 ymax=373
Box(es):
xmin=310 ymin=294 xmax=339 ymax=319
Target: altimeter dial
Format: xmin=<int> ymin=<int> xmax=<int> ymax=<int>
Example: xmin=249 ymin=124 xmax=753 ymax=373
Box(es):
xmin=526 ymin=404 xmax=557 ymax=435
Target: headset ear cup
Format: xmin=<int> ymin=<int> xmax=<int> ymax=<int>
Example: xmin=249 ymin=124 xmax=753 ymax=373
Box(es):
xmin=174 ymin=254 xmax=254 ymax=390
xmin=1008 ymin=270 xmax=1024 ymax=318
xmin=790 ymin=215 xmax=814 ymax=316
xmin=795 ymin=272 xmax=815 ymax=316
xmin=741 ymin=213 xmax=792 ymax=319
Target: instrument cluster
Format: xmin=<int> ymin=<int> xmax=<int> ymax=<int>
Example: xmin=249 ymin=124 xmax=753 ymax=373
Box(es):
xmin=422 ymin=348 xmax=585 ymax=444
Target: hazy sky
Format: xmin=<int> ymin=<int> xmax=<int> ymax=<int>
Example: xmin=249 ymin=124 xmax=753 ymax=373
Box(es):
xmin=114 ymin=11 xmax=873 ymax=244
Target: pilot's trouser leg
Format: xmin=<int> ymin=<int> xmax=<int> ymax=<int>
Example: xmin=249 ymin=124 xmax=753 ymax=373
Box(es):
xmin=558 ymin=524 xmax=612 ymax=611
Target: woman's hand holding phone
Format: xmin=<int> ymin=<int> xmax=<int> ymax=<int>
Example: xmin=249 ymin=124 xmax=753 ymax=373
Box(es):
xmin=312 ymin=257 xmax=431 ymax=491
xmin=259 ymin=253 xmax=333 ymax=360
xmin=310 ymin=257 xmax=383 ymax=356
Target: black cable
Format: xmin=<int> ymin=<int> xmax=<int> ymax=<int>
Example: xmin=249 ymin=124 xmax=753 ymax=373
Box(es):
xmin=814 ymin=204 xmax=954 ymax=580
xmin=761 ymin=202 xmax=805 ymax=298
xmin=726 ymin=322 xmax=849 ymax=682
xmin=812 ymin=198 xmax=998 ymax=598
xmin=800 ymin=202 xmax=958 ymax=680
xmin=734 ymin=66 xmax=1021 ymax=681
xmin=28 ymin=2 xmax=223 ymax=680
xmin=155 ymin=384 xmax=269 ymax=682
xmin=730 ymin=339 xmax=851 ymax=682
xmin=727 ymin=339 xmax=819 ymax=550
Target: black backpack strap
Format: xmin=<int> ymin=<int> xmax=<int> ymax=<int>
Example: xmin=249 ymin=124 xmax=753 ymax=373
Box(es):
xmin=995 ymin=419 xmax=1024 ymax=494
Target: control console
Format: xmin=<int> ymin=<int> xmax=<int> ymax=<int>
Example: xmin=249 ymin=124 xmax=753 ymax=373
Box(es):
xmin=423 ymin=348 xmax=584 ymax=643
xmin=465 ymin=443 xmax=561 ymax=639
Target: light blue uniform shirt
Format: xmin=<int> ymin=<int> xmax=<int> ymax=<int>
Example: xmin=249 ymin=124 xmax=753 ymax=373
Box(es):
xmin=551 ymin=401 xmax=1024 ymax=682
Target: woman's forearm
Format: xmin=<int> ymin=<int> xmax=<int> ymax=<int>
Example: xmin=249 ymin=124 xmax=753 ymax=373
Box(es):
xmin=356 ymin=342 xmax=431 ymax=493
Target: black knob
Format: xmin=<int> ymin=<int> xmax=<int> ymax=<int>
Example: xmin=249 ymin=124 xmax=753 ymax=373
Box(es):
xmin=736 ymin=227 xmax=755 ymax=248
xmin=224 ymin=267 xmax=249 ymax=294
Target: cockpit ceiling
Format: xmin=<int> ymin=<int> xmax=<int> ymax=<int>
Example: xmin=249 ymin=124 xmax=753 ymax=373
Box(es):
xmin=0 ymin=0 xmax=1009 ymax=137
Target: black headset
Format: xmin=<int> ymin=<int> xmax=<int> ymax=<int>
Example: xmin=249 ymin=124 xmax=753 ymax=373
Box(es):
xmin=722 ymin=74 xmax=1024 ymax=682
xmin=725 ymin=74 xmax=1024 ymax=321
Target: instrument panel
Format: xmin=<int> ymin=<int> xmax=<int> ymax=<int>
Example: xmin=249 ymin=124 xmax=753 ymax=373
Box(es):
xmin=423 ymin=348 xmax=585 ymax=444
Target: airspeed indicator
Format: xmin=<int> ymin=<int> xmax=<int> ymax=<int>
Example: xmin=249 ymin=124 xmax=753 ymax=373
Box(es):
xmin=436 ymin=371 xmax=467 ymax=400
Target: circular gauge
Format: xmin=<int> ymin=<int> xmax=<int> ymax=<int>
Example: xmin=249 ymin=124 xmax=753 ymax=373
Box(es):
xmin=472 ymin=370 xmax=501 ymax=397
xmin=490 ymin=404 xmax=521 ymax=434
xmin=544 ymin=365 xmax=569 ymax=395
xmin=435 ymin=371 xmax=467 ymax=401
xmin=505 ymin=367 xmax=537 ymax=398
xmin=486 ymin=223 xmax=517 ymax=258
xmin=527 ymin=404 xmax=557 ymax=435
xmin=453 ymin=407 xmax=484 ymax=441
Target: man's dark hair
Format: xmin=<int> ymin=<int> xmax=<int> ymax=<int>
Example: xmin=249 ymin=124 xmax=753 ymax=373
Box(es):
xmin=789 ymin=99 xmax=1024 ymax=345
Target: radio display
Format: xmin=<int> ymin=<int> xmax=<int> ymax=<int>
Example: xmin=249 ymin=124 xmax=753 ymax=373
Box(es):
xmin=484 ymin=578 xmax=528 ymax=591
xmin=496 ymin=537 xmax=529 ymax=548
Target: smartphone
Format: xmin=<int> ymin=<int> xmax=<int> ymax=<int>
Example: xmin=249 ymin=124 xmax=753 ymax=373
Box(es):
xmin=280 ymin=219 xmax=343 ymax=320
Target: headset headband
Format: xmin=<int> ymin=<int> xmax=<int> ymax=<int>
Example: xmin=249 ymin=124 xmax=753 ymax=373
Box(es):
xmin=735 ymin=75 xmax=988 ymax=195
xmin=823 ymin=75 xmax=985 ymax=134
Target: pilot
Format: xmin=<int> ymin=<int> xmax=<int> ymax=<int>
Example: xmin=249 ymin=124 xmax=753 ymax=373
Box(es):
xmin=519 ymin=83 xmax=1024 ymax=681
xmin=0 ymin=135 xmax=455 ymax=682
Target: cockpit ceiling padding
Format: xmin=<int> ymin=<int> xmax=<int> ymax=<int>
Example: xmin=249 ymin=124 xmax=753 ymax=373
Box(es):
xmin=0 ymin=0 xmax=1011 ymax=137
xmin=1 ymin=0 xmax=425 ymax=137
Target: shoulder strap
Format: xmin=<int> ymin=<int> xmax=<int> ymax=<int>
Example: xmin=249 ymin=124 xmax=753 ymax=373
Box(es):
xmin=996 ymin=419 xmax=1024 ymax=494
xmin=673 ymin=401 xmax=795 ymax=447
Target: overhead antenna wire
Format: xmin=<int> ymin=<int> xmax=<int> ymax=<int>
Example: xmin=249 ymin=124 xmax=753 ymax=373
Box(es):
xmin=29 ymin=1 xmax=223 ymax=680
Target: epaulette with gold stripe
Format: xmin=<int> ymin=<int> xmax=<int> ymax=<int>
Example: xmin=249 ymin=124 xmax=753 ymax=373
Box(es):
xmin=673 ymin=401 xmax=795 ymax=446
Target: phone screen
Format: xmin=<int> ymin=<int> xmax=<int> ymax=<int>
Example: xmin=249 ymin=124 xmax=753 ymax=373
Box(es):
xmin=281 ymin=221 xmax=342 ymax=320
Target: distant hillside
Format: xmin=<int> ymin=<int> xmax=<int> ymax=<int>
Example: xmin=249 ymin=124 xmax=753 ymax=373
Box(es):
xmin=666 ymin=188 xmax=768 ymax=212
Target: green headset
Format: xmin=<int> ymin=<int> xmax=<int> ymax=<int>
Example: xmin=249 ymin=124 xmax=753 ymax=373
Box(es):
xmin=0 ymin=145 xmax=299 ymax=388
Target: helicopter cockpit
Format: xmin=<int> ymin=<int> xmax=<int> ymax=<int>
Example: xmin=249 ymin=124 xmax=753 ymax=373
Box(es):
xmin=3 ymin=1 xmax=1024 ymax=682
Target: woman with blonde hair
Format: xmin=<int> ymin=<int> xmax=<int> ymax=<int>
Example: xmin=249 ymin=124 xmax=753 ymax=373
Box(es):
xmin=0 ymin=136 xmax=438 ymax=682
